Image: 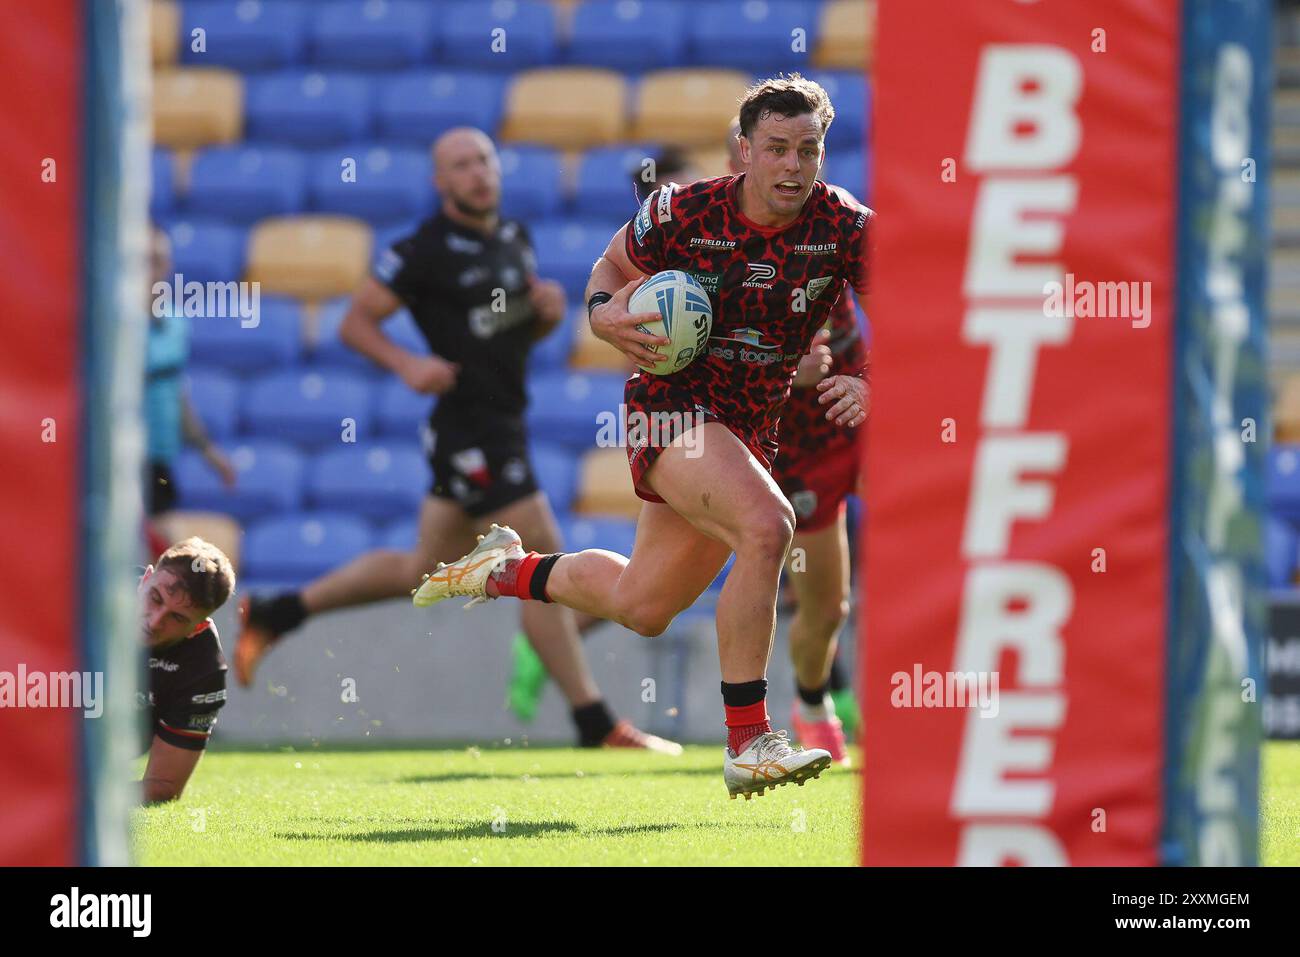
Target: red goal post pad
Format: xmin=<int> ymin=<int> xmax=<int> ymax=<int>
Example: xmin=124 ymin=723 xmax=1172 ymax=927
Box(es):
xmin=861 ymin=0 xmax=1178 ymax=865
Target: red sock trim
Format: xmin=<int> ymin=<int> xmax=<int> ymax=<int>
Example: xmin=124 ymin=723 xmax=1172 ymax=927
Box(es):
xmin=724 ymin=700 xmax=769 ymax=728
xmin=493 ymin=553 xmax=540 ymax=598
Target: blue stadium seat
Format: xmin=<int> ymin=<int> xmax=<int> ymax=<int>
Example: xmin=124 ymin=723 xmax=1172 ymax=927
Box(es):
xmin=306 ymin=443 xmax=428 ymax=519
xmin=375 ymin=72 xmax=507 ymax=145
xmin=241 ymin=369 xmax=376 ymax=445
xmin=151 ymin=149 xmax=175 ymax=220
xmin=525 ymin=370 xmax=626 ymax=447
xmin=1265 ymin=516 xmax=1298 ymax=589
xmin=530 ymin=441 xmax=578 ymax=511
xmin=573 ymin=145 xmax=655 ymax=219
xmin=822 ymin=148 xmax=868 ymax=202
xmin=378 ymin=517 xmax=419 ymax=551
xmin=372 ymin=220 xmax=424 ymax=261
xmin=439 ymin=1 xmax=558 ymax=71
xmin=309 ymin=1 xmax=437 ymax=68
xmin=180 ymin=1 xmax=308 ymax=71
xmin=308 ymin=145 xmax=434 ymax=225
xmin=1269 ymin=446 xmax=1300 ymax=518
xmin=164 ymin=219 xmax=247 ymax=285
xmin=312 ymin=299 xmax=429 ymax=374
xmin=184 ymin=370 xmax=240 ymax=441
xmin=375 ymin=378 xmax=435 ymax=439
xmin=560 ymin=515 xmax=637 ymax=558
xmin=529 ymin=220 xmax=619 ymax=300
xmin=689 ymin=1 xmax=815 ymax=71
xmin=186 ymin=146 xmax=307 ymax=223
xmin=498 ymin=147 xmax=564 ymax=221
xmin=243 ymin=512 xmax=374 ymax=583
xmin=244 ymin=72 xmax=373 ymax=146
xmin=807 ymin=70 xmax=869 ymax=148
xmin=567 ymin=1 xmax=686 ymax=70
xmin=187 ymin=295 xmax=302 ymax=373
xmin=528 ymin=304 xmax=580 ymax=372
xmin=175 ymin=439 xmax=303 ymax=521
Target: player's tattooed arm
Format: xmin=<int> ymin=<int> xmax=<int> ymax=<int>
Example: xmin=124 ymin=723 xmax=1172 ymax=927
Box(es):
xmin=585 ymin=224 xmax=671 ymax=368
xmin=342 ymin=277 xmax=459 ymax=395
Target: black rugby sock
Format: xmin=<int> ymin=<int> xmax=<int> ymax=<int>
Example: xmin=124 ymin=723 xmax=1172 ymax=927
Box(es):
xmin=251 ymin=592 xmax=308 ymax=636
xmin=572 ymin=699 xmax=618 ymax=747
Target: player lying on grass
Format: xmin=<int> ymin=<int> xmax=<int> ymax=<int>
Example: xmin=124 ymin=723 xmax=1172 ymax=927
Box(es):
xmin=138 ymin=537 xmax=235 ymax=803
xmin=234 ymin=127 xmax=679 ymax=755
xmin=415 ymin=75 xmax=873 ymax=798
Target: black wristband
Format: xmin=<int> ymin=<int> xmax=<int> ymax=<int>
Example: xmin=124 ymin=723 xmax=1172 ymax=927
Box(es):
xmin=586 ymin=291 xmax=613 ymax=318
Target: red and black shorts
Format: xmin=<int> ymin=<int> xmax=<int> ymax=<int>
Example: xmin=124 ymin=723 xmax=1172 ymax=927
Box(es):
xmin=623 ymin=380 xmax=776 ymax=504
xmin=772 ymin=438 xmax=861 ymax=533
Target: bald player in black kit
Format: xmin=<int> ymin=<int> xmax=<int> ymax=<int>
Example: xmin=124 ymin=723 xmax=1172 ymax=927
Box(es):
xmin=235 ymin=128 xmax=678 ymax=754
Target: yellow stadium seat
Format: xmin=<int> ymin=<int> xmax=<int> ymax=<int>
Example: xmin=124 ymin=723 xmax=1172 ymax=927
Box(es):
xmin=571 ymin=318 xmax=636 ymax=374
xmin=152 ymin=67 xmax=243 ymax=150
xmin=152 ymin=511 xmax=243 ymax=573
xmin=814 ymin=0 xmax=874 ymax=71
xmin=500 ymin=68 xmax=628 ymax=149
xmin=246 ymin=216 xmax=372 ymax=302
xmin=1277 ymin=373 xmax=1300 ymax=443
xmin=574 ymin=448 xmax=643 ymax=520
xmin=151 ymin=0 xmax=180 ymax=67
xmin=631 ymin=70 xmax=752 ymax=148
xmin=686 ymin=147 xmax=733 ymax=181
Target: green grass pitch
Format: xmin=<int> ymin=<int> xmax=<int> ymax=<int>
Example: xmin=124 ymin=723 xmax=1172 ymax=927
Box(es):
xmin=131 ymin=741 xmax=1299 ymax=866
xmin=131 ymin=744 xmax=859 ymax=866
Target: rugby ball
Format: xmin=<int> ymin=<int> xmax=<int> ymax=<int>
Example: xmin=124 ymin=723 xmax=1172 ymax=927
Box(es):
xmin=627 ymin=270 xmax=713 ymax=375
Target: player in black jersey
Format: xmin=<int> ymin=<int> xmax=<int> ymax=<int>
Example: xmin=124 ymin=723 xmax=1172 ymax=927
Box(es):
xmin=138 ymin=537 xmax=234 ymax=803
xmin=235 ymin=128 xmax=678 ymax=754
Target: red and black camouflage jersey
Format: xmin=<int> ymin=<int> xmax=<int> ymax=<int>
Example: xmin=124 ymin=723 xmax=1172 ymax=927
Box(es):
xmin=622 ymin=174 xmax=873 ymax=469
xmin=774 ymin=288 xmax=870 ymax=472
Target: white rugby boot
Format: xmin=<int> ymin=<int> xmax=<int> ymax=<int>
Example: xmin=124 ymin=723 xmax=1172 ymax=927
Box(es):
xmin=412 ymin=524 xmax=524 ymax=609
xmin=724 ymin=729 xmax=832 ymax=800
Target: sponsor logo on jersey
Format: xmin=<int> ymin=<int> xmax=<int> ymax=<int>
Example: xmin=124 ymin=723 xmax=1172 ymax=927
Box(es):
xmin=794 ymin=242 xmax=838 ymax=255
xmin=743 ymin=262 xmax=776 ymax=289
xmin=656 ymin=183 xmax=675 ymax=224
xmin=468 ymin=300 xmax=533 ymax=338
xmin=459 ymin=265 xmax=490 ymax=287
xmin=451 ymin=447 xmax=490 ymax=486
xmin=854 ymin=209 xmax=868 ymax=231
xmin=707 ymin=327 xmax=801 ymax=365
xmin=503 ymin=458 xmax=528 ymax=485
xmin=790 ymin=489 xmax=818 ymax=518
xmin=634 ymin=196 xmax=654 ymax=246
xmin=374 ymin=248 xmax=404 ymax=283
xmin=190 ymin=690 xmax=227 ymax=706
xmin=807 ymin=276 xmax=834 ymax=300
xmin=689 ymin=271 xmax=721 ymax=293
xmin=446 ymin=233 xmax=484 ymax=254
xmin=717 ymin=327 xmax=779 ymax=350
xmin=499 ymin=222 xmax=519 ymax=242
xmin=188 ymin=712 xmax=218 ymax=730
xmin=148 ymin=658 xmax=179 ymax=672
xmin=689 ymin=237 xmax=737 ymax=250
